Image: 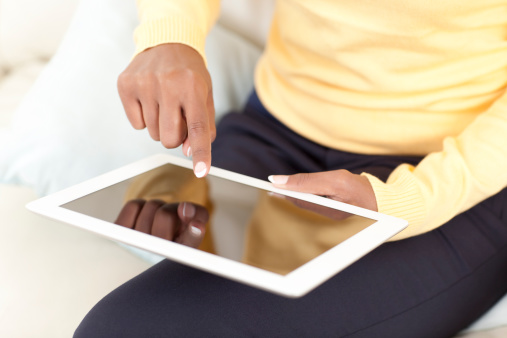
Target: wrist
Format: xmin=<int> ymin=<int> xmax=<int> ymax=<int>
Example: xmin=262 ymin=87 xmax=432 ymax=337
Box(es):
xmin=133 ymin=16 xmax=207 ymax=64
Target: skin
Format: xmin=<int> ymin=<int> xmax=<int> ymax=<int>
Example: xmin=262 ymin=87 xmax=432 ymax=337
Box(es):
xmin=117 ymin=43 xmax=215 ymax=178
xmin=269 ymin=170 xmax=378 ymax=213
xmin=114 ymin=199 xmax=209 ymax=249
xmin=117 ymin=43 xmax=377 ymax=212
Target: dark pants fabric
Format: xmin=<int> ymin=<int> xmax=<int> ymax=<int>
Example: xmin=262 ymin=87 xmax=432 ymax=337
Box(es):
xmin=75 ymin=92 xmax=507 ymax=338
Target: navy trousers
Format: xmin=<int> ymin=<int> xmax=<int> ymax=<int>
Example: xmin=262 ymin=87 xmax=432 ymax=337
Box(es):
xmin=74 ymin=92 xmax=507 ymax=337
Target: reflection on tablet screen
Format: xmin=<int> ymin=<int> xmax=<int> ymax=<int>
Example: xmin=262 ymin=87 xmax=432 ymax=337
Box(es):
xmin=62 ymin=163 xmax=376 ymax=275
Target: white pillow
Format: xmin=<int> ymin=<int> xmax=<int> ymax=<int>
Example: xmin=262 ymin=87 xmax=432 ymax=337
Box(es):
xmin=0 ymin=62 xmax=46 ymax=122
xmin=0 ymin=0 xmax=261 ymax=196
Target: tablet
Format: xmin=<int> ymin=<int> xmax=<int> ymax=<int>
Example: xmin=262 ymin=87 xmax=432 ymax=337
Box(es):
xmin=26 ymin=154 xmax=407 ymax=298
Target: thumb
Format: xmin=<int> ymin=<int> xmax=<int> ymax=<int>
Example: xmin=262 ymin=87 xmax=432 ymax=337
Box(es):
xmin=268 ymin=172 xmax=339 ymax=196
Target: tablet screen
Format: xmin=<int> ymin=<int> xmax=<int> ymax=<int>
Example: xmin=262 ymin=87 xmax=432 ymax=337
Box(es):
xmin=62 ymin=163 xmax=377 ymax=275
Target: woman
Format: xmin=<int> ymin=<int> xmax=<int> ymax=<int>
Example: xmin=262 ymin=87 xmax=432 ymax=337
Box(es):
xmin=75 ymin=1 xmax=507 ymax=336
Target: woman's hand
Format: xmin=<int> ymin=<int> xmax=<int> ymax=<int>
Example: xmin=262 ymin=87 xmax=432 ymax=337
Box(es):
xmin=268 ymin=170 xmax=377 ymax=213
xmin=117 ymin=43 xmax=215 ymax=178
xmin=114 ymin=199 xmax=209 ymax=249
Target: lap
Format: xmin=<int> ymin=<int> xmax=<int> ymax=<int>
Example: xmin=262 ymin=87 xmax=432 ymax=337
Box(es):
xmin=211 ymin=95 xmax=422 ymax=181
xmin=74 ymin=202 xmax=507 ymax=337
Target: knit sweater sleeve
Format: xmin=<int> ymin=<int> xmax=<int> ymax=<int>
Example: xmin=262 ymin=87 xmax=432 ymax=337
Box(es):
xmin=134 ymin=0 xmax=220 ymax=61
xmin=362 ymin=90 xmax=507 ymax=240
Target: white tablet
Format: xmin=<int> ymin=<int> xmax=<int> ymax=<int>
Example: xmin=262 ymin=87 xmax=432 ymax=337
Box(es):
xmin=26 ymin=154 xmax=407 ymax=298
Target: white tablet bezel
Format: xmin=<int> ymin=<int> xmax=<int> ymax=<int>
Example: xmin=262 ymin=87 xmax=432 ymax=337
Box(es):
xmin=26 ymin=153 xmax=407 ymax=298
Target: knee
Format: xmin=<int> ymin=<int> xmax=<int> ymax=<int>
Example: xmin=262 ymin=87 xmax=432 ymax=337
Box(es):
xmin=73 ymin=286 xmax=139 ymax=337
xmin=73 ymin=300 xmax=117 ymax=338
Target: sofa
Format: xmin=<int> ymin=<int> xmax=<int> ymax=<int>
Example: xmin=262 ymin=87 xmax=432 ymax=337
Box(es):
xmin=0 ymin=0 xmax=506 ymax=336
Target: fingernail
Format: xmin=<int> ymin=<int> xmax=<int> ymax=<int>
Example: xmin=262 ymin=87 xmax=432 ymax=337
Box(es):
xmin=186 ymin=147 xmax=192 ymax=157
xmin=190 ymin=225 xmax=202 ymax=237
xmin=182 ymin=202 xmax=196 ymax=218
xmin=268 ymin=175 xmax=288 ymax=185
xmin=194 ymin=162 xmax=207 ymax=178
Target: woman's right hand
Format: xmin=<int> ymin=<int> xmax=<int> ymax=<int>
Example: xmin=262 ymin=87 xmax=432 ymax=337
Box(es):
xmin=117 ymin=43 xmax=215 ymax=178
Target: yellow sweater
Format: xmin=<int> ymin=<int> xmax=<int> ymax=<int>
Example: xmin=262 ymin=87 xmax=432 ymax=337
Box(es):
xmin=134 ymin=0 xmax=507 ymax=240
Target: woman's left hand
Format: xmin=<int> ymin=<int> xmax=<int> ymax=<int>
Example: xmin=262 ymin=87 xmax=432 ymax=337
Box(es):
xmin=268 ymin=170 xmax=378 ymax=212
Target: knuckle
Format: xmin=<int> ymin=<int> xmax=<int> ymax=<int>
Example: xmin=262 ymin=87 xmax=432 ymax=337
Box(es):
xmin=153 ymin=70 xmax=167 ymax=80
xmin=210 ymin=129 xmax=217 ymax=143
xmin=154 ymin=70 xmax=174 ymax=85
xmin=294 ymin=173 xmax=311 ymax=186
xmin=182 ymin=68 xmax=198 ymax=81
xmin=123 ymin=199 xmax=145 ymax=212
xmin=158 ymin=205 xmax=178 ymax=222
xmin=333 ymin=169 xmax=350 ymax=188
xmin=190 ymin=146 xmax=208 ymax=158
xmin=187 ymin=120 xmax=207 ymax=137
xmin=132 ymin=122 xmax=145 ymax=130
xmin=127 ymin=113 xmax=145 ymax=130
xmin=127 ymin=199 xmax=146 ymax=207
xmin=117 ymin=70 xmax=131 ymax=83
xmin=117 ymin=72 xmax=134 ymax=93
xmin=328 ymin=170 xmax=353 ymax=201
xmin=160 ymin=135 xmax=183 ymax=149
xmin=160 ymin=139 xmax=176 ymax=149
xmin=145 ymin=199 xmax=164 ymax=209
xmin=130 ymin=72 xmax=154 ymax=90
xmin=182 ymin=69 xmax=207 ymax=93
xmin=337 ymin=168 xmax=351 ymax=176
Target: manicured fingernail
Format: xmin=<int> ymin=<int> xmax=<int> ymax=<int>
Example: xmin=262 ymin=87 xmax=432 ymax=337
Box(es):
xmin=182 ymin=202 xmax=195 ymax=218
xmin=190 ymin=225 xmax=202 ymax=237
xmin=268 ymin=175 xmax=288 ymax=185
xmin=194 ymin=162 xmax=207 ymax=178
xmin=186 ymin=147 xmax=192 ymax=157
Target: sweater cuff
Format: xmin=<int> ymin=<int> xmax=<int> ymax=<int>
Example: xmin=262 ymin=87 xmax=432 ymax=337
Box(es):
xmin=361 ymin=164 xmax=427 ymax=240
xmin=133 ymin=16 xmax=207 ymax=63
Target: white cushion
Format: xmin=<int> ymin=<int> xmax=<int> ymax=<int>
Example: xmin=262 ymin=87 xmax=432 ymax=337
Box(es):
xmin=0 ymin=61 xmax=45 ymax=126
xmin=0 ymin=0 xmax=80 ymax=69
xmin=0 ymin=183 xmax=151 ymax=337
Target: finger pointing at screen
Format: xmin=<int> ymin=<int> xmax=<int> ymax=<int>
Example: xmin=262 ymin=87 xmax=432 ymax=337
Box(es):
xmin=117 ymin=43 xmax=215 ymax=178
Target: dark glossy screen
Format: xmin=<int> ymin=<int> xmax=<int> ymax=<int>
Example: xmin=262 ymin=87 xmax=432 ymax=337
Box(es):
xmin=62 ymin=163 xmax=376 ymax=275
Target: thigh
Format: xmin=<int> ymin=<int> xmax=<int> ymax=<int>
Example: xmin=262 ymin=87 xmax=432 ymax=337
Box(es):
xmin=75 ymin=93 xmax=507 ymax=337
xmin=211 ymin=94 xmax=424 ymax=183
xmin=74 ymin=189 xmax=507 ymax=338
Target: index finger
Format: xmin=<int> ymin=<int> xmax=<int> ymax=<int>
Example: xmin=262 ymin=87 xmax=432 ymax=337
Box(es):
xmin=183 ymin=93 xmax=211 ymax=178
